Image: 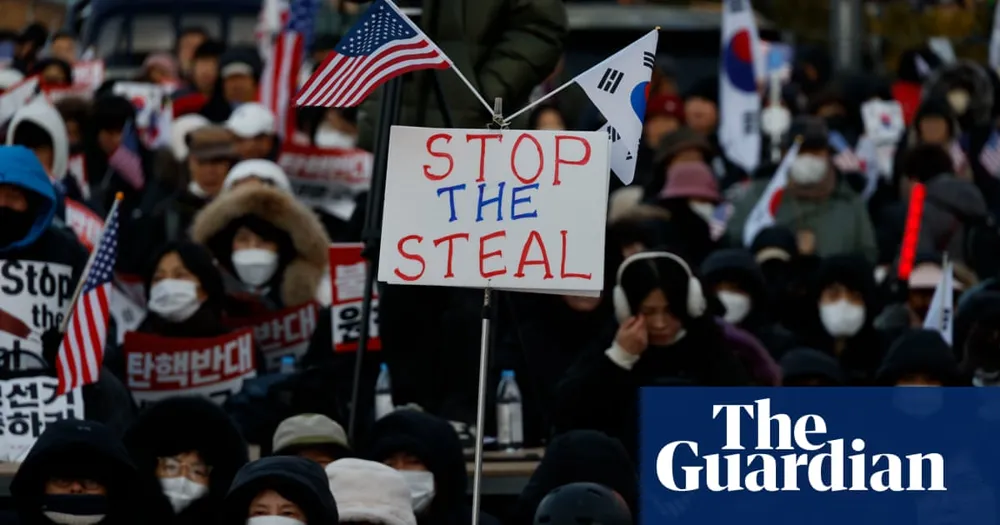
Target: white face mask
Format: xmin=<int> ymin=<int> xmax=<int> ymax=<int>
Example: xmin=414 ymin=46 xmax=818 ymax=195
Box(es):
xmin=819 ymin=299 xmax=866 ymax=338
xmin=148 ymin=279 xmax=203 ymax=322
xmin=400 ymin=470 xmax=435 ymax=513
xmin=688 ymin=201 xmax=715 ymax=224
xmin=232 ymin=249 xmax=279 ymax=287
xmin=160 ymin=476 xmax=209 ymax=513
xmin=717 ymin=291 xmax=752 ymax=324
xmin=314 ymin=126 xmax=357 ymax=149
xmin=43 ymin=513 xmax=106 ymax=525
xmin=892 ymin=384 xmax=943 ymax=418
xmin=789 ymin=155 xmax=828 ymax=185
xmin=947 ymin=89 xmax=970 ymax=115
xmin=247 ymin=517 xmax=306 ymax=525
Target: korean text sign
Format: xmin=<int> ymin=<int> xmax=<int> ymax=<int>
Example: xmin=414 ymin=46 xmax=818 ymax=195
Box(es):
xmin=329 ymin=244 xmax=380 ymax=352
xmin=225 ymin=303 xmax=318 ymax=371
xmin=278 ymin=143 xmax=373 ymax=220
xmin=377 ymin=127 xmax=610 ymax=294
xmin=124 ymin=329 xmax=256 ymax=407
xmin=640 ymin=387 xmax=1000 ymax=525
xmin=0 ymin=376 xmax=83 ymax=461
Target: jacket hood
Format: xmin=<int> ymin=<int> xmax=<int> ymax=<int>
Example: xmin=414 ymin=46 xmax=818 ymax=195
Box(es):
xmin=780 ymin=347 xmax=847 ymax=385
xmin=513 ymin=430 xmax=637 ymax=525
xmin=124 ymin=396 xmax=249 ymax=511
xmin=191 ymin=184 xmax=330 ymax=307
xmin=923 ymin=61 xmax=994 ymax=128
xmin=0 ymin=145 xmax=56 ymax=252
xmin=367 ymin=410 xmax=467 ymax=508
xmin=877 ymin=329 xmax=962 ymax=385
xmin=700 ymin=249 xmax=768 ymax=320
xmin=7 ymin=97 xmax=69 ymax=180
xmin=11 ymin=419 xmax=140 ymax=520
xmin=924 ymin=174 xmax=989 ymax=219
xmin=223 ymin=456 xmax=338 ymax=525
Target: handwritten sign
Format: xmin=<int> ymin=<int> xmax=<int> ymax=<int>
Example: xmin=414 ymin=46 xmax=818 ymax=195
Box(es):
xmin=377 ymin=127 xmax=609 ymax=295
xmin=0 ymin=260 xmax=75 ymax=358
xmin=226 ymin=302 xmax=318 ymax=371
xmin=277 ymin=142 xmax=373 ymax=220
xmin=329 ymin=244 xmax=380 ymax=353
xmin=124 ymin=329 xmax=256 ymax=407
xmin=0 ymin=376 xmax=84 ymax=461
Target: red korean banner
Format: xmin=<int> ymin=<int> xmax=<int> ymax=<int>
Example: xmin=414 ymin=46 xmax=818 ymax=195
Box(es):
xmin=64 ymin=199 xmax=103 ymax=251
xmin=277 ymin=142 xmax=373 ymax=220
xmin=226 ymin=302 xmax=318 ymax=372
xmin=329 ymin=243 xmax=380 ymax=353
xmin=124 ymin=329 xmax=256 ymax=407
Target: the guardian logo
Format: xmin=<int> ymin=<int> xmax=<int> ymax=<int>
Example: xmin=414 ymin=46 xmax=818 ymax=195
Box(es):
xmin=656 ymin=399 xmax=947 ymax=493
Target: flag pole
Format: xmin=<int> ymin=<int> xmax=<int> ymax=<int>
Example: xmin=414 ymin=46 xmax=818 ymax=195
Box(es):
xmin=59 ymin=192 xmax=123 ymax=334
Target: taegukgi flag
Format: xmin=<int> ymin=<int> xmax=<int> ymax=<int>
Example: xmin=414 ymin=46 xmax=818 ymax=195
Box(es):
xmin=719 ymin=0 xmax=762 ymax=175
xmin=922 ymin=257 xmax=954 ymax=346
xmin=641 ymin=388 xmax=996 ymax=525
xmin=741 ymin=140 xmax=799 ymax=247
xmin=576 ymin=29 xmax=658 ymax=185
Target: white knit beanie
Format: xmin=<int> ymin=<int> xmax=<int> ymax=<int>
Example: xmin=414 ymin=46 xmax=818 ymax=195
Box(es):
xmin=326 ymin=458 xmax=417 ymax=525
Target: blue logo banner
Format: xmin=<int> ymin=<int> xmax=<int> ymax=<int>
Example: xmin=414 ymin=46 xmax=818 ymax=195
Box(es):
xmin=640 ymin=388 xmax=1000 ymax=525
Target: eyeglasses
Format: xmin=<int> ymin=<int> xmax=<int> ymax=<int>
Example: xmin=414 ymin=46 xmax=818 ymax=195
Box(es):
xmin=48 ymin=478 xmax=103 ymax=491
xmin=157 ymin=456 xmax=212 ymax=483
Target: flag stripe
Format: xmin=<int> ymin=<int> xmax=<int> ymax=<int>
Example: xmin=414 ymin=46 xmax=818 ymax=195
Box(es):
xmin=342 ymin=54 xmax=447 ymax=107
xmin=297 ymin=54 xmax=347 ymax=105
xmin=339 ymin=46 xmax=444 ymax=106
xmin=328 ymin=38 xmax=434 ymax=103
xmin=325 ymin=44 xmax=440 ymax=106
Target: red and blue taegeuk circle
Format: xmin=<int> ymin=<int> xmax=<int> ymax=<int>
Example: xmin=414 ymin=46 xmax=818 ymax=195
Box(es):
xmin=723 ymin=29 xmax=756 ymax=93
xmin=630 ymin=81 xmax=650 ymax=121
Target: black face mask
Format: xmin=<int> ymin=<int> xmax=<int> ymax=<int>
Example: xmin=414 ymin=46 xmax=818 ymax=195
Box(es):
xmin=0 ymin=207 xmax=35 ymax=248
xmin=41 ymin=494 xmax=109 ymax=525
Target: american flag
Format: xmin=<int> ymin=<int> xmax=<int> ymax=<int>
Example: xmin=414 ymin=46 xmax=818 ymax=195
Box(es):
xmin=107 ymin=121 xmax=144 ymax=190
xmin=296 ymin=0 xmax=450 ymax=108
xmin=260 ymin=0 xmax=317 ymax=138
xmin=980 ymin=130 xmax=1000 ymax=177
xmin=56 ymin=200 xmax=119 ymax=395
xmin=828 ymin=131 xmax=864 ymax=173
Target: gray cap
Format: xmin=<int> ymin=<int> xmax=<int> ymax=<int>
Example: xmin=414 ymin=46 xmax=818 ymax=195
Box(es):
xmin=272 ymin=414 xmax=350 ymax=454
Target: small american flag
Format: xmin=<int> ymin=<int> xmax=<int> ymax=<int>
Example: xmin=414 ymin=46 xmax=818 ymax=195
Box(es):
xmin=828 ymin=131 xmax=864 ymax=173
xmin=980 ymin=130 xmax=1000 ymax=177
xmin=296 ymin=0 xmax=450 ymax=108
xmin=107 ymin=121 xmax=144 ymax=190
xmin=260 ymin=0 xmax=317 ymax=137
xmin=56 ymin=199 xmax=119 ymax=395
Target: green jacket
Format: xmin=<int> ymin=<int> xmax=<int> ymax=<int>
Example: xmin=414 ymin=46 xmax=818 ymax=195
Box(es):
xmin=358 ymin=0 xmax=567 ymax=149
xmin=726 ymin=178 xmax=879 ymax=264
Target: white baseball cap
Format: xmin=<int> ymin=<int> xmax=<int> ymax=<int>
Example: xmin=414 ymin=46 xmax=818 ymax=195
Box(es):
xmin=226 ymin=102 xmax=276 ymax=138
xmin=223 ymin=159 xmax=292 ymax=194
xmin=170 ymin=114 xmax=211 ymax=161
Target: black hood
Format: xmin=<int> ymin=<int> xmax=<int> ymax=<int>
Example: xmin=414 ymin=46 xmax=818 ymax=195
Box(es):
xmin=700 ymin=249 xmax=768 ymax=325
xmin=955 ymin=291 xmax=1000 ymax=373
xmin=367 ymin=410 xmax=467 ymax=507
xmin=807 ymin=255 xmax=880 ymax=329
xmin=124 ymin=396 xmax=249 ymax=522
xmin=780 ymin=347 xmax=847 ymax=385
xmin=11 ymin=419 xmax=139 ymax=523
xmin=923 ymin=60 xmax=995 ymax=129
xmin=222 ymin=456 xmax=338 ymax=525
xmin=877 ymin=329 xmax=963 ymax=385
xmin=512 ymin=430 xmax=637 ymax=525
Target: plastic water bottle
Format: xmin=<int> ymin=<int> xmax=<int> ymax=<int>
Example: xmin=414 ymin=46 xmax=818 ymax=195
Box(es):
xmin=279 ymin=355 xmax=296 ymax=374
xmin=375 ymin=363 xmax=394 ymax=420
xmin=496 ymin=370 xmax=524 ymax=452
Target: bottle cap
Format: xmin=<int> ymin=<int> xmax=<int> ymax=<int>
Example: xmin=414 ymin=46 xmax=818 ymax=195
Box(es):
xmin=282 ymin=355 xmax=294 ymax=362
xmin=380 ymin=363 xmax=388 ymax=371
xmin=502 ymin=370 xmax=514 ymax=378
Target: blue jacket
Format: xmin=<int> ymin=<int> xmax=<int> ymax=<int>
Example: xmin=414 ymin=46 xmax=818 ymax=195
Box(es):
xmin=0 ymin=145 xmax=56 ymax=253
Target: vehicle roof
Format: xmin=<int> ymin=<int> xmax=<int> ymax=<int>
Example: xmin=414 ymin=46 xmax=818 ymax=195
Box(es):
xmin=566 ymin=3 xmax=773 ymax=31
xmin=89 ymin=0 xmax=261 ymax=16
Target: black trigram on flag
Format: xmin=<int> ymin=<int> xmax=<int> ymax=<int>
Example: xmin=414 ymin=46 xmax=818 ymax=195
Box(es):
xmin=728 ymin=0 xmax=745 ymax=12
xmin=607 ymin=126 xmax=621 ymax=143
xmin=643 ymin=52 xmax=655 ymax=69
xmin=598 ymin=68 xmax=624 ymax=94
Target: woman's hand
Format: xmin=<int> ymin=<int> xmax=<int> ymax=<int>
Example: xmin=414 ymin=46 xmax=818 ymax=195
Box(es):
xmin=615 ymin=315 xmax=648 ymax=356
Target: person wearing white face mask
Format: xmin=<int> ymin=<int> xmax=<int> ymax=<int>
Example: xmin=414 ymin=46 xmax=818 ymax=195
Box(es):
xmin=192 ymin=183 xmax=330 ymax=315
xmin=221 ymin=457 xmax=339 ymax=525
xmin=726 ymin=117 xmax=877 ymax=265
xmin=312 ymin=108 xmax=358 ymax=150
xmin=137 ymin=242 xmax=230 ymax=338
xmin=123 ymin=396 xmax=249 ymax=525
xmin=805 ymin=255 xmax=885 ymax=384
xmin=652 ymin=161 xmax=722 ymax=267
xmin=10 ymin=420 xmax=143 ymax=525
xmin=701 ymin=249 xmax=797 ymax=358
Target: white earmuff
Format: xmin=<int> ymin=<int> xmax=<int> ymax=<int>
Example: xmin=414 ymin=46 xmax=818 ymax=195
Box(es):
xmin=611 ymin=251 xmax=707 ymax=323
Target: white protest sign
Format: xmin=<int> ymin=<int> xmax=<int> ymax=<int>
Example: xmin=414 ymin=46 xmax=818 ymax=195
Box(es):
xmin=0 ymin=260 xmax=76 ymax=358
xmin=277 ymin=143 xmax=373 ymax=220
xmin=72 ymin=60 xmax=106 ymax=92
xmin=112 ymin=82 xmax=171 ymax=147
xmin=0 ymin=376 xmax=84 ymax=461
xmin=0 ymin=76 xmax=39 ymax=126
xmin=861 ymin=100 xmax=905 ymax=146
xmin=377 ymin=127 xmax=609 ymax=295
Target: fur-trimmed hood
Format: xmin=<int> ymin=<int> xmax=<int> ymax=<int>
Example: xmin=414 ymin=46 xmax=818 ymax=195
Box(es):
xmin=923 ymin=60 xmax=995 ymax=129
xmin=191 ymin=184 xmax=330 ymax=307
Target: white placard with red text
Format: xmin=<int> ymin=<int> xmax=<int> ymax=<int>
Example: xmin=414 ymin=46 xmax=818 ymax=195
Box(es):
xmin=277 ymin=143 xmax=373 ymax=220
xmin=377 ymin=127 xmax=609 ymax=295
xmin=64 ymin=199 xmax=102 ymax=252
xmin=329 ymin=244 xmax=380 ymax=353
xmin=72 ymin=60 xmax=105 ymax=92
xmin=225 ymin=302 xmax=318 ymax=371
xmin=124 ymin=329 xmax=256 ymax=407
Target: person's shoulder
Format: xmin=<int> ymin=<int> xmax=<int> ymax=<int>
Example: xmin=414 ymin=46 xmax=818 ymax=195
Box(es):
xmin=32 ymin=226 xmax=88 ymax=269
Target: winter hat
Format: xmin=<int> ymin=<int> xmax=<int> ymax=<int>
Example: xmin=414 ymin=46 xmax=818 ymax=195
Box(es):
xmin=810 ymin=255 xmax=878 ymax=315
xmin=187 ymin=125 xmax=239 ymax=161
xmin=683 ymin=76 xmax=719 ymax=105
xmin=877 ymin=329 xmax=962 ymax=385
xmin=143 ymin=53 xmax=178 ymax=79
xmin=908 ymin=260 xmax=964 ymax=291
xmin=647 ymin=94 xmax=684 ymax=121
xmin=750 ymin=225 xmax=798 ymax=264
xmin=780 ymin=347 xmax=847 ymax=385
xmin=272 ymin=413 xmax=350 ymax=456
xmin=223 ymin=159 xmax=292 ymax=194
xmin=786 ymin=115 xmax=829 ymax=151
xmin=913 ymin=97 xmax=956 ymax=138
xmin=326 ymin=459 xmax=416 ymax=525
xmin=170 ymin=114 xmax=210 ymax=161
xmin=223 ymin=456 xmax=338 ymax=525
xmin=658 ymin=161 xmax=720 ymax=202
xmin=225 ymin=102 xmax=276 ymax=138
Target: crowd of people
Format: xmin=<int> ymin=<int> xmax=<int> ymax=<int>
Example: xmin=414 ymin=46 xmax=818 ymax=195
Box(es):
xmin=0 ymin=1 xmax=995 ymax=523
